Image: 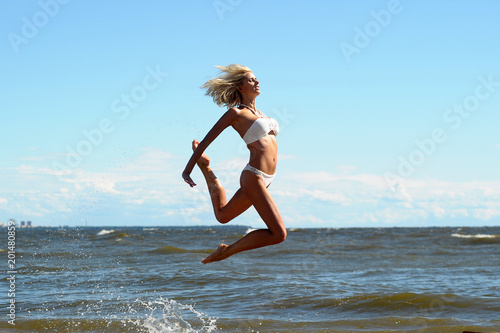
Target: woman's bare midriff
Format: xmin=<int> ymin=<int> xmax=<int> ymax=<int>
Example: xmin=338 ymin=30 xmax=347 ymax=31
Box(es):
xmin=246 ymin=133 xmax=278 ymax=175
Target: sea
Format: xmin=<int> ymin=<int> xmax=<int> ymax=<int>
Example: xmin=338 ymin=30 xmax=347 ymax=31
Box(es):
xmin=1 ymin=225 xmax=499 ymax=333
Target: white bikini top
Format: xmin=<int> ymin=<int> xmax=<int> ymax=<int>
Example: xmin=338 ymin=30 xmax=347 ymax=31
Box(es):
xmin=242 ymin=116 xmax=279 ymax=145
xmin=239 ymin=104 xmax=279 ymax=145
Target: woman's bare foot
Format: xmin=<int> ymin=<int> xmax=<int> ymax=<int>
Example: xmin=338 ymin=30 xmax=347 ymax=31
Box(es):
xmin=192 ymin=140 xmax=210 ymax=168
xmin=202 ymin=243 xmax=230 ymax=264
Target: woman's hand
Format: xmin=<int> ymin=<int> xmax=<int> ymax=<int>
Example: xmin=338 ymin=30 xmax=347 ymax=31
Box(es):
xmin=182 ymin=171 xmax=196 ymax=187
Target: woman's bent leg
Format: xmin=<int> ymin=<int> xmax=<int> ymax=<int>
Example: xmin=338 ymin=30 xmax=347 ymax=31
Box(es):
xmin=193 ymin=140 xmax=252 ymax=223
xmin=202 ymin=170 xmax=286 ymax=264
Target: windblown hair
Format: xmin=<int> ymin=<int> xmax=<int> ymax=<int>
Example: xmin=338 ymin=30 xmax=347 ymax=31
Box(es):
xmin=201 ymin=64 xmax=252 ymax=108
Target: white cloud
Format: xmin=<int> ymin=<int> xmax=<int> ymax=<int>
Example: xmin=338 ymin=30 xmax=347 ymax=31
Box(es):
xmin=473 ymin=208 xmax=500 ymax=220
xmin=337 ymin=164 xmax=357 ymax=174
xmin=272 ymin=169 xmax=500 ymax=227
xmin=1 ymin=148 xmax=189 ymax=223
xmin=3 ymin=149 xmax=500 ymax=227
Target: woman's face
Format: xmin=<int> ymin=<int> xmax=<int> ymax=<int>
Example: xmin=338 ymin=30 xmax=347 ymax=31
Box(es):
xmin=238 ymin=72 xmax=260 ymax=96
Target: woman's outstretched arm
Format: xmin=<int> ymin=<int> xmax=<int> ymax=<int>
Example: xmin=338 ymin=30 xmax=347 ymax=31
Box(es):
xmin=182 ymin=108 xmax=238 ymax=187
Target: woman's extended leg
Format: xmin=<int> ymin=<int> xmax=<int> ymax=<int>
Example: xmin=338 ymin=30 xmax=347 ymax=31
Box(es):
xmin=192 ymin=140 xmax=252 ymax=223
xmin=201 ymin=170 xmax=287 ymax=264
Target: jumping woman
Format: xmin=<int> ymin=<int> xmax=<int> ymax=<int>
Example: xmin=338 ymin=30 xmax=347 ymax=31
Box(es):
xmin=182 ymin=64 xmax=287 ymax=264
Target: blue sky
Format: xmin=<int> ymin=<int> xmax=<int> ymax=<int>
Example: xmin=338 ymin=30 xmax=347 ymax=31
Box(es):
xmin=1 ymin=0 xmax=499 ymax=228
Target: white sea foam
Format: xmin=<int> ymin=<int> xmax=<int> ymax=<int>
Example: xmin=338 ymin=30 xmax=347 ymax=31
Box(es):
xmin=245 ymin=228 xmax=257 ymax=235
xmin=131 ymin=296 xmax=217 ymax=333
xmin=97 ymin=229 xmax=115 ymax=236
xmin=451 ymin=233 xmax=497 ymax=239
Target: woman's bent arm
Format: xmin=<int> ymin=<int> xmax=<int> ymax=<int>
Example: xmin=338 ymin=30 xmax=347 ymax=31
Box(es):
xmin=182 ymin=109 xmax=238 ymax=186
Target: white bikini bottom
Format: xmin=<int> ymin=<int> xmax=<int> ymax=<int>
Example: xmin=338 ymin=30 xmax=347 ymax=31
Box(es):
xmin=243 ymin=164 xmax=275 ymax=188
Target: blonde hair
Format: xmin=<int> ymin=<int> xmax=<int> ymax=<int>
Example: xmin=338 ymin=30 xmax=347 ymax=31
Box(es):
xmin=201 ymin=64 xmax=252 ymax=108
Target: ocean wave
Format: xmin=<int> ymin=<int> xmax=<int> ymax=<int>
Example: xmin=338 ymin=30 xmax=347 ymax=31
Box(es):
xmin=0 ymin=319 xmax=131 ymax=333
xmin=451 ymin=233 xmax=500 ymax=245
xmin=20 ymin=265 xmax=66 ymax=273
xmin=336 ymin=292 xmax=459 ymax=312
xmin=216 ymin=316 xmax=498 ymax=333
xmin=245 ymin=228 xmax=257 ymax=235
xmin=97 ymin=229 xmax=115 ymax=236
xmin=270 ymin=292 xmax=500 ymax=316
xmin=451 ymin=233 xmax=499 ymax=239
xmin=10 ymin=317 xmax=497 ymax=333
xmin=96 ymin=230 xmax=137 ymax=240
xmin=288 ymin=228 xmax=303 ymax=233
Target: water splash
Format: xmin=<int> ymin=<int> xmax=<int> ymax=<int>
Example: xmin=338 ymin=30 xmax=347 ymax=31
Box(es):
xmin=129 ymin=297 xmax=218 ymax=333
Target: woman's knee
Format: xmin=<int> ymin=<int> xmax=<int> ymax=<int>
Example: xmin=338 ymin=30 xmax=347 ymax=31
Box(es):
xmin=215 ymin=211 xmax=231 ymax=224
xmin=271 ymin=225 xmax=287 ymax=244
xmin=215 ymin=207 xmax=240 ymax=224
